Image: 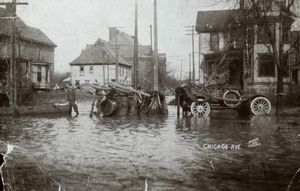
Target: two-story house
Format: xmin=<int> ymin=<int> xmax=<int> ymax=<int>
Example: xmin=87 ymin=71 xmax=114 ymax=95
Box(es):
xmin=70 ymin=39 xmax=132 ymax=86
xmin=196 ymin=0 xmax=297 ymax=100
xmin=0 ymin=6 xmax=56 ymax=105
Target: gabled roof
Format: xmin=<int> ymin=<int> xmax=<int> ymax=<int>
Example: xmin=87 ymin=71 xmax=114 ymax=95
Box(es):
xmin=196 ymin=9 xmax=240 ymax=33
xmin=70 ymin=38 xmax=131 ymax=66
xmin=0 ymin=7 xmax=56 ymax=47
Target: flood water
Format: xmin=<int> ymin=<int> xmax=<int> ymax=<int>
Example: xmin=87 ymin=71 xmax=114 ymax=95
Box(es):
xmin=0 ymin=101 xmax=300 ymax=191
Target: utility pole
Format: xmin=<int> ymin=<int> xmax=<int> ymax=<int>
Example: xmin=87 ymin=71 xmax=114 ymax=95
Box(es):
xmin=150 ymin=24 xmax=153 ymax=90
xmin=153 ymin=0 xmax=159 ymax=91
xmin=185 ymin=26 xmax=196 ymax=83
xmin=180 ymin=59 xmax=183 ymax=82
xmin=102 ymin=51 xmax=106 ymax=84
xmin=150 ymin=25 xmax=153 ymax=55
xmin=0 ymin=0 xmax=28 ymax=107
xmin=198 ymin=34 xmax=201 ymax=84
xmin=107 ymin=55 xmax=110 ymax=82
xmin=189 ymin=53 xmax=191 ymax=82
xmin=133 ymin=0 xmax=139 ymax=89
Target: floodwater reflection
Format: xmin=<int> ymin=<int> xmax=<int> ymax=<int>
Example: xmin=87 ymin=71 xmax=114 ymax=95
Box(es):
xmin=0 ymin=102 xmax=299 ymax=190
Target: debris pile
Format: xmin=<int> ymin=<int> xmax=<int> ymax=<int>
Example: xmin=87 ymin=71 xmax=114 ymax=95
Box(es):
xmin=89 ymin=82 xmax=167 ymax=117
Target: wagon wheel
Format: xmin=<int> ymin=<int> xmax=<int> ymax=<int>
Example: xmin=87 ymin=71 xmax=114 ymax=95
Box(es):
xmin=250 ymin=97 xmax=271 ymax=115
xmin=190 ymin=100 xmax=211 ymax=117
xmin=223 ymin=90 xmax=241 ymax=108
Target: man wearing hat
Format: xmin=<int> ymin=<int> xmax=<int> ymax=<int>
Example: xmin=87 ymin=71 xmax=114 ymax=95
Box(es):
xmin=66 ymin=83 xmax=79 ymax=116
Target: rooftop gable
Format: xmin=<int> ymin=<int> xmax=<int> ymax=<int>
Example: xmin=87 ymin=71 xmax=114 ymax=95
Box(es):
xmin=70 ymin=38 xmax=131 ymax=66
xmin=0 ymin=7 xmax=56 ymax=47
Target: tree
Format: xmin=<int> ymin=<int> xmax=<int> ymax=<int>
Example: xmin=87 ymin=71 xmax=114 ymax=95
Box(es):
xmin=224 ymin=0 xmax=297 ymax=113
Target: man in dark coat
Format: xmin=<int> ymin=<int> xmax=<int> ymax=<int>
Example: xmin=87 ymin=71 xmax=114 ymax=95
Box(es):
xmin=67 ymin=83 xmax=79 ymax=116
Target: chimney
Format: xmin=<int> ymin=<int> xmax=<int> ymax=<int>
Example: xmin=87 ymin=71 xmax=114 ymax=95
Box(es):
xmin=109 ymin=28 xmax=119 ymax=41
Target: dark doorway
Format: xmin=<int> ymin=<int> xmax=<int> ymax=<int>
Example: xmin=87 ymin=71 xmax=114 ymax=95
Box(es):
xmin=228 ymin=59 xmax=243 ymax=89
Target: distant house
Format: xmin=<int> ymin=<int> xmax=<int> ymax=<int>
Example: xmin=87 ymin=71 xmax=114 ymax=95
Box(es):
xmin=196 ymin=1 xmax=299 ymax=98
xmin=0 ymin=6 xmax=56 ymax=105
xmin=69 ymin=39 xmax=132 ymax=86
xmin=108 ymin=28 xmax=167 ymax=90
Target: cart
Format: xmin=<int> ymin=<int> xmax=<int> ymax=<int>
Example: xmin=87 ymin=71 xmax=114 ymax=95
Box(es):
xmin=175 ymin=83 xmax=272 ymax=117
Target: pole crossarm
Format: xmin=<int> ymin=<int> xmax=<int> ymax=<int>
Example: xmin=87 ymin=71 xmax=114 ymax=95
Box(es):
xmin=0 ymin=2 xmax=27 ymax=5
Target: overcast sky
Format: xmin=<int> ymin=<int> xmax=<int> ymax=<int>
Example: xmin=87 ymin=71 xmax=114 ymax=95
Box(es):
xmin=14 ymin=0 xmax=230 ymax=79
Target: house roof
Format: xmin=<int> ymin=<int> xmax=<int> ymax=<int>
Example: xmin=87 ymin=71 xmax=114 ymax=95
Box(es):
xmin=70 ymin=38 xmax=131 ymax=66
xmin=196 ymin=9 xmax=240 ymax=33
xmin=0 ymin=7 xmax=56 ymax=47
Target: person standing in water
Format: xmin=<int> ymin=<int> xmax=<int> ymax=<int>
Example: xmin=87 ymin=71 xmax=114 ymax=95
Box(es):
xmin=67 ymin=83 xmax=79 ymax=116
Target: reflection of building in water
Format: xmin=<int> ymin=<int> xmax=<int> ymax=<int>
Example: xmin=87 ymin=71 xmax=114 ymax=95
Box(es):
xmin=176 ymin=117 xmax=210 ymax=131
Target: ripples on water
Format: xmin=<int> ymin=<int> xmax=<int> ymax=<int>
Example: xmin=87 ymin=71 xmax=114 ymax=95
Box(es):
xmin=0 ymin=102 xmax=300 ymax=190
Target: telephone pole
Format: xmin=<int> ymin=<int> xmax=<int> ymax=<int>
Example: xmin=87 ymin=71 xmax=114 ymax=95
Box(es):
xmin=102 ymin=51 xmax=106 ymax=84
xmin=153 ymin=0 xmax=159 ymax=91
xmin=180 ymin=59 xmax=183 ymax=82
xmin=198 ymin=33 xmax=202 ymax=84
xmin=0 ymin=0 xmax=28 ymax=106
xmin=133 ymin=0 xmax=139 ymax=89
xmin=189 ymin=53 xmax=191 ymax=82
xmin=185 ymin=25 xmax=196 ymax=83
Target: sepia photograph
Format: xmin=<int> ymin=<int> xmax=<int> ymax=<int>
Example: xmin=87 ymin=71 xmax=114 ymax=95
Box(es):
xmin=0 ymin=0 xmax=300 ymax=190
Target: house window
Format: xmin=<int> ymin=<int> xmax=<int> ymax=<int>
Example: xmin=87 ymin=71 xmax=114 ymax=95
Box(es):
xmin=292 ymin=70 xmax=298 ymax=84
xmin=210 ymin=33 xmax=219 ymax=51
xmin=80 ymin=66 xmax=84 ymax=76
xmin=257 ymin=24 xmax=276 ymax=44
xmin=37 ymin=66 xmax=42 ymax=82
xmin=258 ymin=54 xmax=275 ymax=77
xmin=89 ymin=66 xmax=94 ymax=74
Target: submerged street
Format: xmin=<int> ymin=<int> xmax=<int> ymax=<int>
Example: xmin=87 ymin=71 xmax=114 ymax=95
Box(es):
xmin=0 ymin=101 xmax=300 ymax=191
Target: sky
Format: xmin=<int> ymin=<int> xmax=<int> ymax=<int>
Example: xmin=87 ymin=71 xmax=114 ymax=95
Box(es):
xmin=11 ymin=0 xmax=231 ymax=79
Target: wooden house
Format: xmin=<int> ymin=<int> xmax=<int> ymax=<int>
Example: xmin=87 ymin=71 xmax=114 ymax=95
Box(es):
xmin=69 ymin=39 xmax=132 ymax=86
xmin=196 ymin=0 xmax=298 ymax=100
xmin=0 ymin=6 xmax=56 ymax=105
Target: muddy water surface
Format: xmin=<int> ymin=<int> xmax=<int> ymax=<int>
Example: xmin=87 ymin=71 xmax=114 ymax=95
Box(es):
xmin=0 ymin=101 xmax=300 ymax=190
